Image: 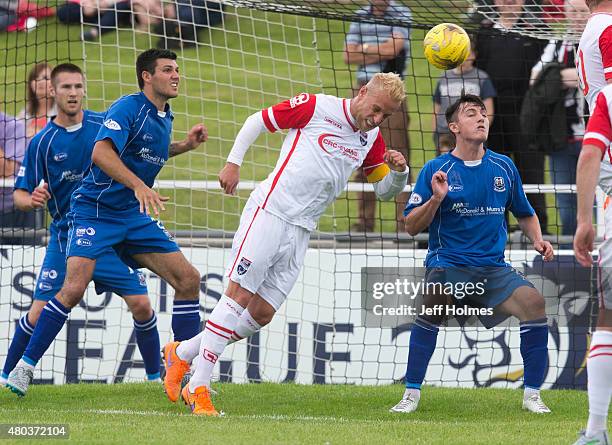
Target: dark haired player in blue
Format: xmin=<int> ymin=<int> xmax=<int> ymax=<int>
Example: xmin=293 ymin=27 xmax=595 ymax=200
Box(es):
xmin=4 ymin=63 xmax=161 ymax=395
xmin=390 ymin=94 xmax=555 ymax=414
xmin=6 ymin=49 xmax=208 ymax=398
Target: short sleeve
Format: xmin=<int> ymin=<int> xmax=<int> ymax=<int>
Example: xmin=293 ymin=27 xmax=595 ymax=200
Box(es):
xmin=391 ymin=25 xmax=410 ymax=40
xmin=599 ymin=26 xmax=612 ymax=81
xmin=362 ymin=131 xmax=390 ymax=183
xmin=509 ymin=162 xmax=535 ymax=218
xmin=14 ymin=138 xmax=43 ymax=192
xmin=95 ymin=97 xmax=134 ymax=153
xmin=261 ymin=93 xmax=317 ymax=132
xmin=0 ymin=115 xmax=26 ymax=163
xmin=584 ymin=91 xmax=612 ymax=157
xmin=433 ymin=80 xmax=442 ymax=103
xmin=404 ymin=162 xmax=434 ymax=217
xmin=480 ymin=77 xmax=497 ymax=100
xmin=345 ymin=21 xmax=362 ymax=45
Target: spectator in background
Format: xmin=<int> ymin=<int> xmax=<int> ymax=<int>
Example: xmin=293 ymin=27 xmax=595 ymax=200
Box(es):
xmin=56 ymin=0 xmax=132 ymax=41
xmin=0 ymin=111 xmax=41 ymax=238
xmin=154 ymin=0 xmax=223 ymax=50
xmin=344 ymin=0 xmax=411 ymax=233
xmin=474 ymin=0 xmax=548 ymax=232
xmin=525 ymin=0 xmax=589 ymax=238
xmin=17 ymin=63 xmax=56 ymax=139
xmin=432 ymin=40 xmax=496 ymax=153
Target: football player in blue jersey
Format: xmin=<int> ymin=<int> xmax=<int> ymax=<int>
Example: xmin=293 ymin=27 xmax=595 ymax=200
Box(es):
xmin=4 ymin=63 xmax=162 ymax=395
xmin=6 ymin=49 xmax=208 ymax=398
xmin=390 ymin=94 xmax=555 ymax=414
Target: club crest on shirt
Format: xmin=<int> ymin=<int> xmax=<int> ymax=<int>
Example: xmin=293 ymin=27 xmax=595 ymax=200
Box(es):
xmin=359 ymin=131 xmax=367 ymax=146
xmin=493 ymin=176 xmax=506 ymax=192
xmin=236 ymin=257 xmax=252 ymax=275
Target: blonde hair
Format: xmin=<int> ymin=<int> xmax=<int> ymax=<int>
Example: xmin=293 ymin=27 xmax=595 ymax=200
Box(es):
xmin=367 ymin=72 xmax=406 ymax=102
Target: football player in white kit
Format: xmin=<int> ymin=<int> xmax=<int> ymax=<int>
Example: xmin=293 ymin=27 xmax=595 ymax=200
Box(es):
xmin=162 ymin=72 xmax=410 ymax=415
xmin=574 ymin=1 xmax=612 ymax=444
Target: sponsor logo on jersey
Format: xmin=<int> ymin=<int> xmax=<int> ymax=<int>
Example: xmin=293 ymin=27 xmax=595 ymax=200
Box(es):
xmin=451 ymin=202 xmax=466 ymax=211
xmin=448 ymin=170 xmax=464 ymax=192
xmin=202 ymin=348 xmax=218 ymax=364
xmin=236 ymin=257 xmax=252 ymax=275
xmin=137 ymin=147 xmax=165 ymax=166
xmin=142 ymin=133 xmax=154 ymax=142
xmin=54 ymin=152 xmax=68 ymax=162
xmin=76 ymin=238 xmax=92 ymax=247
xmin=61 ymin=170 xmax=84 ymax=182
xmin=409 ymin=193 xmax=422 ymax=205
xmin=48 ymin=269 xmax=58 ymax=279
xmin=324 ymin=116 xmax=343 ymax=129
xmin=17 ymin=166 xmax=25 ymax=177
xmin=39 ymin=282 xmax=53 ymax=290
xmin=103 ymin=119 xmax=121 ymax=131
xmin=317 ymin=133 xmax=360 ymax=162
xmin=137 ymin=271 xmax=146 ymax=287
xmin=493 ymin=176 xmax=506 ymax=192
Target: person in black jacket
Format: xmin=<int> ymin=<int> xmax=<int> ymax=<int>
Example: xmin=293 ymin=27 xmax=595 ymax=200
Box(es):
xmin=475 ymin=0 xmax=548 ymax=232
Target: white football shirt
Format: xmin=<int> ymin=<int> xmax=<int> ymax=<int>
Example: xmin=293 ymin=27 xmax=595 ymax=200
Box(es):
xmin=249 ymin=93 xmax=390 ymax=231
xmin=577 ymin=13 xmax=612 ymax=111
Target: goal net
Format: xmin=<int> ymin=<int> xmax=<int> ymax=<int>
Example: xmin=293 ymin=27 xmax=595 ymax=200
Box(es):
xmin=0 ymin=0 xmax=595 ymax=389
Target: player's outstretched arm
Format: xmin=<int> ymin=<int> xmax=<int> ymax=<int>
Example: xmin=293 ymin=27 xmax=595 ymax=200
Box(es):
xmin=372 ymin=150 xmax=409 ymax=200
xmin=169 ymin=123 xmax=208 ymax=158
xmin=517 ymin=215 xmax=554 ymax=262
xmin=405 ymin=171 xmax=447 ymax=236
xmin=574 ymin=144 xmax=602 ymax=267
xmin=218 ymin=112 xmax=267 ymax=195
xmin=13 ymin=182 xmax=50 ymax=212
xmin=92 ymin=139 xmax=169 ymax=216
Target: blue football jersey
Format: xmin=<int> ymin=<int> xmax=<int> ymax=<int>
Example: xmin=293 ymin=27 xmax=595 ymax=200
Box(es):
xmin=14 ymin=110 xmax=105 ymax=252
xmin=75 ymin=92 xmax=173 ymax=212
xmin=404 ymin=149 xmax=535 ymax=267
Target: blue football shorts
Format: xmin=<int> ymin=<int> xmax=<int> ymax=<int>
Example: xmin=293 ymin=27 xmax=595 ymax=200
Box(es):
xmin=34 ymin=248 xmax=148 ymax=301
xmin=66 ymin=202 xmax=180 ymax=269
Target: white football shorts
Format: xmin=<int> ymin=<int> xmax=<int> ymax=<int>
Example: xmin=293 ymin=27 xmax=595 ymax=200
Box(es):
xmin=225 ymin=198 xmax=310 ymax=311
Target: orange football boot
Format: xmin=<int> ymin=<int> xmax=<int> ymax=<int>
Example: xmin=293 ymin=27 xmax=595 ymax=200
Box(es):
xmin=162 ymin=341 xmax=190 ymax=403
xmin=181 ymin=384 xmax=219 ymax=416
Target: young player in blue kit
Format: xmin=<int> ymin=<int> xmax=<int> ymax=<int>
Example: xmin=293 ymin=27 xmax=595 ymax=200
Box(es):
xmin=6 ymin=49 xmax=208 ymax=397
xmin=390 ymin=94 xmax=555 ymax=414
xmin=4 ymin=64 xmax=162 ymax=394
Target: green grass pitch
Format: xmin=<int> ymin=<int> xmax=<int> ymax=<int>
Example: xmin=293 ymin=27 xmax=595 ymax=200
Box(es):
xmin=0 ymin=383 xmax=603 ymax=444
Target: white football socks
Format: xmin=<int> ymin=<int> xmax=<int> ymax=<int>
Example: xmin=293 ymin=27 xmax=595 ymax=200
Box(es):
xmin=189 ymin=295 xmax=244 ymax=391
xmin=586 ymin=330 xmax=612 ymax=437
xmin=228 ymin=308 xmax=263 ymax=344
xmin=176 ymin=331 xmax=204 ymax=363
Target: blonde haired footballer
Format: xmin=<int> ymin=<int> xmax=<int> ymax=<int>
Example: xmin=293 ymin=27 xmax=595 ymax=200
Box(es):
xmin=162 ymin=72 xmax=410 ymax=416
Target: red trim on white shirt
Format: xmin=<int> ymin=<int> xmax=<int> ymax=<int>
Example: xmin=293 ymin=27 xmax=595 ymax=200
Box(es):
xmin=599 ymin=25 xmax=612 ymax=80
xmin=262 ymin=108 xmax=277 ymax=133
xmin=262 ymin=129 xmax=302 ymax=208
xmin=342 ymin=99 xmax=358 ymax=132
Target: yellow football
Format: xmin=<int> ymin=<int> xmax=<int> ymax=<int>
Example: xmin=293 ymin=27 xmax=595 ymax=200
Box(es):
xmin=423 ymin=23 xmax=471 ymax=70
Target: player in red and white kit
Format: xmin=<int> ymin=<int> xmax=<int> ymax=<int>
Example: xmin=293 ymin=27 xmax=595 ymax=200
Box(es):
xmin=573 ymin=2 xmax=612 ymax=444
xmin=161 ymin=72 xmax=409 ymax=415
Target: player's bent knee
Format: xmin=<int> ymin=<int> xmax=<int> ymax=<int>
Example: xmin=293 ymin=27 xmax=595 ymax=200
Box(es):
xmin=522 ymin=289 xmax=546 ymax=319
xmin=125 ymin=295 xmax=153 ymax=321
xmin=173 ymin=265 xmax=200 ymax=300
xmin=57 ymin=283 xmax=88 ymax=308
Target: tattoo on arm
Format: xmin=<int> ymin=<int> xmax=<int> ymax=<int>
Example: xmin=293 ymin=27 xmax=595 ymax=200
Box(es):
xmin=169 ymin=143 xmax=178 ymax=158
